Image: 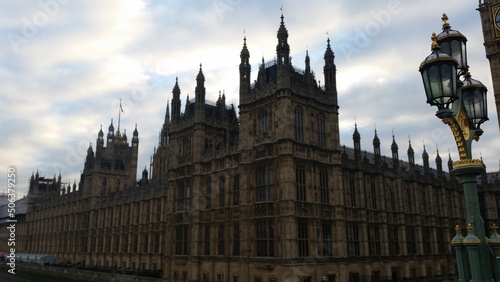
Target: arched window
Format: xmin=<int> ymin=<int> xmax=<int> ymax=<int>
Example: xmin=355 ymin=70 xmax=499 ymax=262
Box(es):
xmin=294 ymin=107 xmax=304 ymax=142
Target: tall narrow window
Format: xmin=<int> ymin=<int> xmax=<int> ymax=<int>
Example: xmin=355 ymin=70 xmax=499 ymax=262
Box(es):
xmin=388 ymin=225 xmax=400 ymax=255
xmin=205 ymin=183 xmax=212 ymax=209
xmin=406 ymin=226 xmax=416 ymax=255
xmin=256 ymin=219 xmax=275 ymax=257
xmin=388 ymin=184 xmax=396 ymax=211
xmin=154 ymin=233 xmax=160 ymax=253
xmin=320 ymin=221 xmax=332 ymax=256
xmin=177 ymin=181 xmax=190 ymax=211
xmin=233 ymin=222 xmax=240 ymax=256
xmin=347 ymin=222 xmax=360 ymax=256
xmin=370 ymin=181 xmax=377 ymax=209
xmin=296 ymin=166 xmax=306 ymax=201
xmin=422 ymin=226 xmax=432 ymax=254
xmin=320 ymin=170 xmax=329 ymax=204
xmin=143 ymin=233 xmax=149 ymax=253
xmin=218 ymin=223 xmax=225 ymax=255
xmin=317 ymin=114 xmax=326 ymax=147
xmin=368 ymin=224 xmax=381 ymax=256
xmin=204 ymin=224 xmax=210 ymax=255
xmin=233 ymin=175 xmax=240 ymax=206
xmin=256 ymin=164 xmax=273 ymax=202
xmin=182 ymin=137 xmax=191 ymax=158
xmin=259 ymin=110 xmax=270 ymax=137
xmin=348 ymin=177 xmax=357 ymax=207
xmin=294 ymin=107 xmax=304 ymax=142
xmin=219 ymin=177 xmax=225 ymax=208
xmin=175 ymin=224 xmax=188 ymax=255
xmin=298 ymin=219 xmax=309 ymax=257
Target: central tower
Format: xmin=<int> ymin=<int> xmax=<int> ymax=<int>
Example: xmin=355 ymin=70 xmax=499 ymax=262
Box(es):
xmin=237 ymin=14 xmax=344 ymax=278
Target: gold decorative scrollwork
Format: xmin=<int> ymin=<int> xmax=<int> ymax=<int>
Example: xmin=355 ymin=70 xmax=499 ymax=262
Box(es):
xmin=442 ymin=109 xmax=470 ymax=160
xmin=452 ymin=159 xmax=483 ymax=169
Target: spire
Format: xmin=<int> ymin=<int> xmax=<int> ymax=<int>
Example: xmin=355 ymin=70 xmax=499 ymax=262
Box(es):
xmin=422 ymin=144 xmax=430 ymax=173
xmin=240 ymin=35 xmax=251 ymax=94
xmin=353 ymin=123 xmax=361 ymax=150
xmin=324 ymin=35 xmax=337 ymax=99
xmin=407 ymin=139 xmax=415 ymax=165
xmin=107 ymin=119 xmax=115 ymax=143
xmin=97 ymin=125 xmax=104 ymax=148
xmin=373 ymin=128 xmax=381 ymax=157
xmin=165 ymin=102 xmax=170 ymax=123
xmin=448 ymin=151 xmax=454 ymax=173
xmin=195 ymin=64 xmax=206 ymax=104
xmin=305 ymin=49 xmax=311 ymax=80
xmin=436 ymin=148 xmax=443 ymax=174
xmin=276 ymin=13 xmax=290 ymax=65
xmin=171 ymin=77 xmax=181 ymax=122
xmin=391 ymin=132 xmax=399 ymax=169
xmin=353 ymin=123 xmax=361 ymax=161
xmin=132 ymin=124 xmax=139 ymax=146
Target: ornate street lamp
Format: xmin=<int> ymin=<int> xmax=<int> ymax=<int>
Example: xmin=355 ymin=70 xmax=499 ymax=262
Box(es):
xmin=419 ymin=14 xmax=493 ymax=281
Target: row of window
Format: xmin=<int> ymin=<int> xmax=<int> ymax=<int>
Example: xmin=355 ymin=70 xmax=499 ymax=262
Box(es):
xmin=255 ymin=107 xmax=327 ymax=147
xmin=347 ymin=223 xmax=450 ymax=257
xmin=175 ymin=220 xmax=333 ymax=257
xmin=178 ymin=165 xmax=330 ymax=211
xmin=345 ymin=175 xmax=464 ymax=217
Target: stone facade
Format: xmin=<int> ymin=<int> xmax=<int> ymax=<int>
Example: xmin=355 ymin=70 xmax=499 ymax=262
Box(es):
xmin=8 ymin=15 xmax=500 ymax=282
xmin=478 ymin=0 xmax=500 ymax=130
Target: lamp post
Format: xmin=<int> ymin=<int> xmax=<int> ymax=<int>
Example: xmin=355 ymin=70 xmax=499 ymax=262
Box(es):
xmin=419 ymin=14 xmax=492 ymax=281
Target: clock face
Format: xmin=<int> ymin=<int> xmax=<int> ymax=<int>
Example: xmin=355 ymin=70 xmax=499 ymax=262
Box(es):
xmin=496 ymin=8 xmax=500 ymax=30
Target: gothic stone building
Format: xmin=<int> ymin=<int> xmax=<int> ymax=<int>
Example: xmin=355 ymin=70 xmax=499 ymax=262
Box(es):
xmin=13 ymin=15 xmax=500 ymax=282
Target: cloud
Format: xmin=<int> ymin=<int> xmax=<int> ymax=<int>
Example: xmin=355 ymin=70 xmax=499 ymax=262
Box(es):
xmin=1 ymin=0 xmax=499 ymax=197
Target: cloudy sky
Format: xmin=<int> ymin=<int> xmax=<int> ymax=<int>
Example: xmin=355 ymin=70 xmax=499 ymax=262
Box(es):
xmin=1 ymin=0 xmax=499 ymax=197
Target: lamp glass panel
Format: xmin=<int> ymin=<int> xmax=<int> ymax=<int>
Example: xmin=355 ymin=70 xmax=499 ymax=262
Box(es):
xmin=440 ymin=64 xmax=455 ymax=104
xmin=428 ymin=65 xmax=442 ymax=105
xmin=450 ymin=40 xmax=463 ymax=69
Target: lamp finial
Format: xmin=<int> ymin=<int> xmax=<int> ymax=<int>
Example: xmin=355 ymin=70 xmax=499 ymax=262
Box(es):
xmin=441 ymin=13 xmax=450 ymax=30
xmin=431 ymin=32 xmax=440 ymax=50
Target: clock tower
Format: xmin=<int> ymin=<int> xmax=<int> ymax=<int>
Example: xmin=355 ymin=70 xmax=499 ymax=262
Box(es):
xmin=478 ymin=0 xmax=500 ymax=129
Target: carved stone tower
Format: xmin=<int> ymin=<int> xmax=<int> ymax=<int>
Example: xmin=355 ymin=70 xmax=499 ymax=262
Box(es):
xmin=478 ymin=0 xmax=500 ymax=129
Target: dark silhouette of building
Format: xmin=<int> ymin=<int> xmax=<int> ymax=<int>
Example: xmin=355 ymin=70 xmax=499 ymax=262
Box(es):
xmin=9 ymin=14 xmax=500 ymax=282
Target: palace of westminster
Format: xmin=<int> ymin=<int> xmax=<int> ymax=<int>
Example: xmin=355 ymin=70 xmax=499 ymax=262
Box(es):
xmin=4 ymin=9 xmax=500 ymax=282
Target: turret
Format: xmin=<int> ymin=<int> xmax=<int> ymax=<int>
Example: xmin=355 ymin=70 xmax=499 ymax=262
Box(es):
xmin=305 ymin=50 xmax=311 ymax=84
xmin=373 ymin=129 xmax=381 ymax=162
xmin=436 ymin=149 xmax=443 ymax=176
xmin=85 ymin=143 xmax=94 ymax=170
xmin=324 ymin=37 xmax=337 ymax=102
xmin=171 ymin=77 xmax=181 ymax=122
xmin=276 ymin=14 xmax=290 ymax=66
xmin=353 ymin=124 xmax=361 ymax=161
xmin=407 ymin=140 xmax=415 ymax=166
xmin=107 ymin=119 xmax=115 ymax=144
xmin=97 ymin=125 xmax=104 ymax=151
xmin=422 ymin=145 xmax=430 ymax=175
xmin=391 ymin=134 xmax=399 ymax=169
xmin=195 ymin=64 xmax=205 ymax=104
xmin=239 ymin=36 xmax=251 ymax=94
xmin=132 ymin=124 xmax=139 ymax=147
